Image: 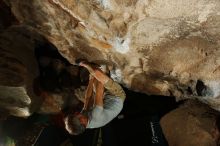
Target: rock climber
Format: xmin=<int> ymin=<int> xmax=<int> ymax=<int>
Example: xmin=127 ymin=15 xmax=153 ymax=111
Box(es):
xmin=64 ymin=61 xmax=126 ymax=135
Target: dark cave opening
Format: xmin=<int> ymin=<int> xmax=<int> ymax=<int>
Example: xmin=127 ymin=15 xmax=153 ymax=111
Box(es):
xmin=196 ymin=80 xmax=206 ymax=96
xmin=35 ymin=41 xmax=89 ymax=92
xmin=196 ymin=79 xmax=213 ymax=97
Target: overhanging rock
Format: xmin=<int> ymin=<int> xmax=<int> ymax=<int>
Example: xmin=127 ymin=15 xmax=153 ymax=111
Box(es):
xmin=5 ymin=0 xmax=220 ymax=110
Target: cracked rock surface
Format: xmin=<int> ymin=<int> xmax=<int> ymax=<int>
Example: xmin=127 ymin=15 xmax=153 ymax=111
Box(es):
xmin=3 ymin=0 xmax=220 ymax=110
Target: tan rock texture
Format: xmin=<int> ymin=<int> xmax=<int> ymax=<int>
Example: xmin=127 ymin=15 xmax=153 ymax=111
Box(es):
xmin=3 ymin=0 xmax=220 ymax=110
xmin=160 ymin=100 xmax=220 ymax=146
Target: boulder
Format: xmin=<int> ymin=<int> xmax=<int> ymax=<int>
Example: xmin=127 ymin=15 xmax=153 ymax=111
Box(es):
xmin=3 ymin=0 xmax=220 ymax=110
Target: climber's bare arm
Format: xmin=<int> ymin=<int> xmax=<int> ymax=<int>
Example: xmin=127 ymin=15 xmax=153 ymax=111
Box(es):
xmin=83 ymin=76 xmax=95 ymax=111
xmin=79 ymin=62 xmax=126 ymax=101
xmin=94 ymin=80 xmax=104 ymax=107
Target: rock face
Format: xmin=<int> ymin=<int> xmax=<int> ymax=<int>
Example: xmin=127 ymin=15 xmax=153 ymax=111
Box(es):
xmin=4 ymin=0 xmax=220 ymax=110
xmin=160 ymin=100 xmax=220 ymax=146
xmin=0 ymin=26 xmax=42 ymax=117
